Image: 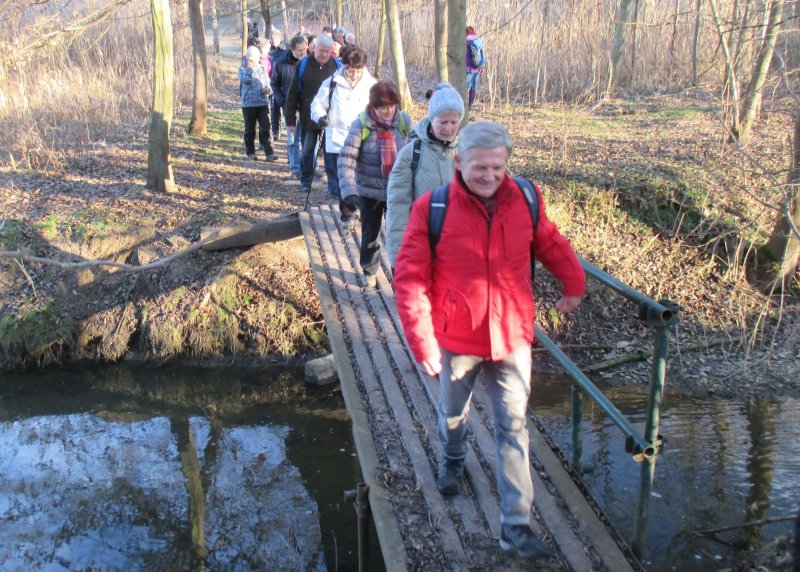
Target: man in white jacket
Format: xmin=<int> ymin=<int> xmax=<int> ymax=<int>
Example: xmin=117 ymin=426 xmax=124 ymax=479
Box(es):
xmin=310 ymin=46 xmax=376 ymax=199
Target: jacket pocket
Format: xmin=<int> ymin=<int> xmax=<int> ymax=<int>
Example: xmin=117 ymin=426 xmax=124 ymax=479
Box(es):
xmin=442 ymin=289 xmax=473 ymax=334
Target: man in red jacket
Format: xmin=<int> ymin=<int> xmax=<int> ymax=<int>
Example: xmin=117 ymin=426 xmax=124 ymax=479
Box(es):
xmin=393 ymin=121 xmax=585 ymax=561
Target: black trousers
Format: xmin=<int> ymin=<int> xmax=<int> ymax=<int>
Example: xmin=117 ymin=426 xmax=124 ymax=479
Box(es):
xmin=359 ymin=196 xmax=385 ymax=277
xmin=242 ymin=105 xmax=273 ymax=156
xmin=271 ymin=99 xmax=282 ymax=134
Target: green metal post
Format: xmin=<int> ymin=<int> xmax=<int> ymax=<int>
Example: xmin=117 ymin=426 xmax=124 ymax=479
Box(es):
xmin=631 ymin=323 xmax=669 ymax=559
xmin=571 ymin=385 xmax=584 ymax=475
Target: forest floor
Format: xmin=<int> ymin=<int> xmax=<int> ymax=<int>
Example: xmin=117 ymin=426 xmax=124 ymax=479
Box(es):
xmin=1 ymin=50 xmax=798 ymax=402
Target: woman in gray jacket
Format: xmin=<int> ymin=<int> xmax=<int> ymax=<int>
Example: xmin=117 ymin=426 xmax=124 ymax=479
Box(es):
xmin=385 ymin=83 xmax=465 ymax=266
xmin=338 ymin=80 xmax=413 ymax=288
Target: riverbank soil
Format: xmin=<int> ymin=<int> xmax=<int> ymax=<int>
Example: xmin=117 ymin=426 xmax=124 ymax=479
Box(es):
xmin=1 ymin=54 xmax=798 ymax=401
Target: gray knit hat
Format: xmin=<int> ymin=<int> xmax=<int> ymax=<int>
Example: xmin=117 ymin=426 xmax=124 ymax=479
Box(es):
xmin=428 ymin=82 xmax=465 ymax=120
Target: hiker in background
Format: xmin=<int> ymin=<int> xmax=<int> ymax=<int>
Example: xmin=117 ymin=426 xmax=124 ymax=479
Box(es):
xmin=466 ymin=26 xmax=487 ymax=108
xmin=272 ymin=35 xmax=308 ymax=180
xmin=337 ymin=80 xmax=413 ymax=288
xmin=322 ymin=25 xmax=334 ymax=37
xmin=385 ymin=82 xmax=463 ymax=267
xmin=393 ymin=120 xmax=585 ymax=561
xmin=268 ymin=29 xmax=288 ymax=140
xmin=333 ymin=26 xmax=346 ymax=46
xmin=306 ymin=34 xmax=317 ymax=56
xmin=345 ymin=32 xmax=358 ymax=48
xmin=238 ymin=45 xmax=276 ymax=162
xmin=285 ymin=34 xmax=341 ymax=195
xmin=311 ymin=46 xmax=376 ymax=199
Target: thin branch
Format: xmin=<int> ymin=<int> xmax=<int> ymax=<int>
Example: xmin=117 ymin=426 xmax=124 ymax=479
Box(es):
xmin=1 ymin=0 xmax=133 ymax=66
xmin=694 ymin=515 xmax=797 ymax=536
xmin=0 ymin=230 xmax=221 ymax=273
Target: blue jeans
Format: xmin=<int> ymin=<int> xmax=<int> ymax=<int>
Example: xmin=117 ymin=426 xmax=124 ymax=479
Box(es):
xmin=286 ymin=124 xmax=301 ymax=175
xmin=438 ymin=345 xmax=533 ymax=525
xmin=323 ymin=151 xmax=340 ymax=197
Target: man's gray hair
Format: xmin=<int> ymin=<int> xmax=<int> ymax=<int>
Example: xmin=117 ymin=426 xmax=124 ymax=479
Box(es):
xmin=315 ymin=34 xmax=334 ymax=49
xmin=457 ymin=121 xmax=512 ymax=160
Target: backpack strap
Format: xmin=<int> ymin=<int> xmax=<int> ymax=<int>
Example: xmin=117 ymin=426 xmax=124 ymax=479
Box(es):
xmin=512 ymin=177 xmax=540 ymax=231
xmin=327 ymin=78 xmax=337 ymax=111
xmin=297 ymin=56 xmax=309 ymax=93
xmin=359 ymin=112 xmax=369 ymax=141
xmin=428 ymin=183 xmax=450 ymax=256
xmin=409 ymin=138 xmax=422 ymax=174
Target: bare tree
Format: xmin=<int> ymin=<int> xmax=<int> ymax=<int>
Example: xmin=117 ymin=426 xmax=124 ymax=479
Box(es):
xmin=447 ymin=0 xmax=467 ymax=119
xmin=147 ymin=0 xmax=176 ymax=193
xmin=188 ymin=0 xmax=208 ymax=136
xmin=756 ymin=107 xmax=800 ymax=290
xmin=605 ymin=0 xmax=634 ymax=98
xmin=434 ymin=0 xmax=448 ymax=82
xmin=258 ymin=0 xmax=271 ymax=33
xmin=736 ymin=0 xmax=784 ymax=145
xmin=384 ymin=0 xmax=412 ymax=109
xmin=692 ymin=0 xmax=703 ymax=86
xmin=375 ymin=0 xmax=386 ymax=77
xmin=709 ymin=0 xmax=740 ymax=131
xmin=209 ymin=0 xmax=219 ymax=54
xmin=240 ymin=0 xmax=247 ymax=57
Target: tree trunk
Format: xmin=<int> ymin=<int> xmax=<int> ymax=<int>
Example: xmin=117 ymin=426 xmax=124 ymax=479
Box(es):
xmin=692 ymin=0 xmax=702 ymax=86
xmin=240 ymin=0 xmax=247 ymax=57
xmin=756 ymin=106 xmax=800 ymax=290
xmin=669 ymin=0 xmax=678 ymax=80
xmin=605 ymin=0 xmax=634 ymax=98
xmin=147 ymin=0 xmax=176 ymax=193
xmin=375 ymin=0 xmax=386 ymax=76
xmin=209 ymin=0 xmax=219 ymax=54
xmin=534 ymin=0 xmax=549 ymax=104
xmin=188 ymin=0 xmax=208 ymax=136
xmin=708 ymin=0 xmax=739 ymax=132
xmin=384 ymin=0 xmax=412 ymax=109
xmin=434 ymin=0 xmax=448 ymax=82
xmin=259 ymin=0 xmax=271 ymax=34
xmin=279 ymin=0 xmax=287 ymax=38
xmin=446 ymin=0 xmax=467 ymax=120
xmin=629 ymin=0 xmax=640 ymax=83
xmin=736 ymin=0 xmax=784 ymax=145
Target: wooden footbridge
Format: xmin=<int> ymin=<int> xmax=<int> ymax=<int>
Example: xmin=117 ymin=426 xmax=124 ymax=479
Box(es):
xmin=298 ymin=204 xmax=643 ymax=571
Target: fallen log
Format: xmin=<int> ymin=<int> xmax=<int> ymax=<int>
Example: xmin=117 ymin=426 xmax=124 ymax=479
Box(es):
xmin=201 ymin=213 xmax=302 ymax=251
xmin=583 ymin=336 xmax=740 ymax=372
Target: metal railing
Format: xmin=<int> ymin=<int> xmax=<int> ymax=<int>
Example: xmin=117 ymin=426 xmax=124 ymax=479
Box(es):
xmin=534 ymin=255 xmax=679 ymax=559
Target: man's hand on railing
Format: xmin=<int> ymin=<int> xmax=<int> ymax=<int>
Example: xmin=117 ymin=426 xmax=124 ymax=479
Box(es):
xmin=555 ymin=295 xmax=582 ymax=314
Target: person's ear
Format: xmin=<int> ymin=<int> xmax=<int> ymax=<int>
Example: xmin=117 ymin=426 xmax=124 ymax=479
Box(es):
xmin=454 ymin=154 xmax=462 ymax=171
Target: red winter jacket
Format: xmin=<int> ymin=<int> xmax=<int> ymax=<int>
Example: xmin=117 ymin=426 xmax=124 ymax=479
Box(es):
xmin=394 ymin=174 xmax=585 ymax=364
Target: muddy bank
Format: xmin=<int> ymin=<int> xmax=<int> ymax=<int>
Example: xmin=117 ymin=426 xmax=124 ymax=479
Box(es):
xmin=0 ymin=231 xmax=327 ymax=371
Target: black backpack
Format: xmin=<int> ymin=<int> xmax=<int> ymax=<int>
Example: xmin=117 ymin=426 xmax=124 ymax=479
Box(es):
xmin=428 ymin=177 xmax=540 ymax=256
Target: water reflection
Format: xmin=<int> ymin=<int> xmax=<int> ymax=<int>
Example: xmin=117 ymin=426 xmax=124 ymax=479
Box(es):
xmin=0 ymin=365 xmax=367 ymax=571
xmin=530 ymin=375 xmax=800 ymax=571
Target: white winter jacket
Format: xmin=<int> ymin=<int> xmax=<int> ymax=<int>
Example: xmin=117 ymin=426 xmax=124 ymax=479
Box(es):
xmin=310 ymin=68 xmax=377 ymax=153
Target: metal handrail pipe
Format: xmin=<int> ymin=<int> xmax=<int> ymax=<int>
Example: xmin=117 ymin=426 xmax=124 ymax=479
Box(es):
xmin=578 ymin=256 xmax=673 ymax=323
xmin=534 ymin=325 xmax=653 ymax=457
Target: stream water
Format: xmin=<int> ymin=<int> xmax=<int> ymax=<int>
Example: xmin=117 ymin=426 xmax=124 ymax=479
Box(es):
xmin=0 ymin=365 xmax=797 ymax=571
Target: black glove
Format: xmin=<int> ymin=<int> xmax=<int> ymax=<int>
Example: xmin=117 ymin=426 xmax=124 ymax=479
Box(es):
xmin=317 ymin=115 xmax=330 ymax=128
xmin=341 ymin=195 xmax=359 ymax=212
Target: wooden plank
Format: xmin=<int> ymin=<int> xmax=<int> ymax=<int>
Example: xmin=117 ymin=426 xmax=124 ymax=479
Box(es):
xmin=316 ymin=205 xmax=472 ymax=567
xmin=300 ymin=210 xmax=409 ymax=572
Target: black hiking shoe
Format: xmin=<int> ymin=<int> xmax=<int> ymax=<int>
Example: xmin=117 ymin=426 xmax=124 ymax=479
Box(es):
xmin=499 ymin=524 xmax=554 ymax=560
xmin=436 ymin=458 xmax=464 ymax=496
